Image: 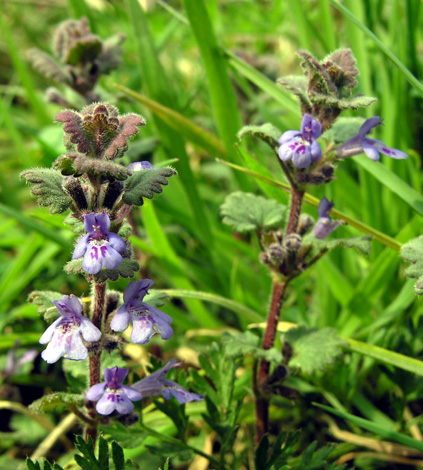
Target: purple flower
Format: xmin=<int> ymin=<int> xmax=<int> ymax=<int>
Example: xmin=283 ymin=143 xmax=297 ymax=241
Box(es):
xmin=128 ymin=161 xmax=153 ymax=171
xmin=110 ymin=279 xmax=173 ymax=344
xmin=86 ymin=366 xmax=142 ymax=415
xmin=73 ymin=213 xmax=126 ymax=275
xmin=278 ymin=114 xmax=322 ymax=168
xmin=4 ymin=341 xmax=37 ymax=377
xmin=312 ymin=197 xmax=340 ymax=239
xmin=133 ymin=360 xmax=203 ymax=404
xmin=336 ymin=117 xmax=408 ymax=161
xmin=39 ymin=295 xmax=101 ymax=364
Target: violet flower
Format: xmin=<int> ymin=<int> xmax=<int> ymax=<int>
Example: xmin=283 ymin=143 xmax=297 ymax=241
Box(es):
xmin=110 ymin=279 xmax=173 ymax=344
xmin=86 ymin=366 xmax=142 ymax=415
xmin=128 ymin=161 xmax=153 ymax=171
xmin=278 ymin=114 xmax=322 ymax=168
xmin=312 ymin=197 xmax=340 ymax=239
xmin=73 ymin=213 xmax=126 ymax=275
xmin=132 ymin=360 xmax=203 ymax=404
xmin=4 ymin=341 xmax=37 ymax=378
xmin=336 ymin=116 xmax=408 ymax=161
xmin=39 ymin=295 xmax=101 ymax=363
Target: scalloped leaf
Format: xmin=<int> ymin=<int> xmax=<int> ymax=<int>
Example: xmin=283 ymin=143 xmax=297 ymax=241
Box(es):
xmin=27 ymin=290 xmax=63 ymax=321
xmin=55 ymin=110 xmax=93 ymax=155
xmin=221 ymin=331 xmax=282 ymax=362
xmin=20 ymin=168 xmax=71 ymax=214
xmin=66 ymin=37 xmax=102 ymax=66
xmin=324 ymin=48 xmax=359 ymax=92
xmin=103 ymin=113 xmax=146 ymax=160
xmin=29 ymin=392 xmax=84 ymax=414
xmin=400 ymin=236 xmax=423 ymax=295
xmin=28 ymin=48 xmax=71 ymax=84
xmin=304 ymin=234 xmax=372 ymax=255
xmin=122 ymin=167 xmax=177 ymax=205
xmin=220 ymin=191 xmax=286 ymax=233
xmin=237 ymin=123 xmax=281 ymax=151
xmin=284 ymin=326 xmax=347 ymax=373
xmin=298 ymin=50 xmax=334 ymax=96
xmin=312 ymin=93 xmax=376 ymax=110
xmin=277 ymin=75 xmax=311 ymax=109
xmin=94 ymin=259 xmax=140 ymax=283
xmin=73 ymin=155 xmax=131 ymax=180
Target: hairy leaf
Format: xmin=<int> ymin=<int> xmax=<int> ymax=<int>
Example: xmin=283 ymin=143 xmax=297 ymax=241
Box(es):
xmin=66 ymin=37 xmax=102 ymax=66
xmin=237 ymin=123 xmax=281 ymax=151
xmin=222 ymin=331 xmax=282 ymax=362
xmin=104 ymin=114 xmax=146 ymax=159
xmin=220 ymin=191 xmax=286 ymax=233
xmin=29 ymin=392 xmax=84 ymax=414
xmin=324 ymin=117 xmax=364 ymax=143
xmin=312 ymin=93 xmax=376 ymax=110
xmin=324 ymin=48 xmax=359 ymax=93
xmin=20 ymin=168 xmax=71 ymax=214
xmin=277 ymin=75 xmax=311 ymax=109
xmin=298 ymin=50 xmax=334 ymax=96
xmin=94 ymin=259 xmax=140 ymax=283
xmin=123 ymin=167 xmax=177 ymax=205
xmin=55 ymin=110 xmax=92 ymax=155
xmin=400 ymin=236 xmax=423 ymax=295
xmin=27 ymin=290 xmax=63 ymax=320
xmin=28 ymin=48 xmax=71 ymax=84
xmin=284 ymin=326 xmax=347 ymax=374
xmin=73 ymin=155 xmax=131 ymax=180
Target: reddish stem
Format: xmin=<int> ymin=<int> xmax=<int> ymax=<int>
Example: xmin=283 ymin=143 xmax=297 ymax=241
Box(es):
xmin=285 ymin=187 xmax=304 ymax=235
xmin=255 ymin=280 xmax=287 ymax=445
xmin=85 ymin=281 xmax=106 ymax=443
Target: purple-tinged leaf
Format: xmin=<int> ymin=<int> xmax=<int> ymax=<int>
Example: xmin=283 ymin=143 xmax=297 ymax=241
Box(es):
xmin=55 ymin=110 xmax=92 ymax=155
xmin=104 ymin=114 xmax=146 ymax=159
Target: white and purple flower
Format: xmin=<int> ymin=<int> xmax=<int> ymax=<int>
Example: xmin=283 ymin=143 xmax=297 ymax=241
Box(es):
xmin=336 ymin=116 xmax=408 ymax=161
xmin=312 ymin=197 xmax=340 ymax=239
xmin=133 ymin=359 xmax=203 ymax=404
xmin=73 ymin=213 xmax=126 ymax=275
xmin=39 ymin=295 xmax=101 ymax=364
xmin=86 ymin=366 xmax=142 ymax=415
xmin=110 ymin=279 xmax=173 ymax=344
xmin=278 ymin=114 xmax=322 ymax=169
xmin=128 ymin=161 xmax=153 ymax=171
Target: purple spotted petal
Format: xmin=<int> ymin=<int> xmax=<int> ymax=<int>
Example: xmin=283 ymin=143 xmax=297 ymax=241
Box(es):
xmin=278 ymin=140 xmax=299 ymax=161
xmin=110 ymin=306 xmax=131 ymax=332
xmin=86 ymin=382 xmax=106 ymax=401
xmin=128 ymin=161 xmax=154 ymax=171
xmin=292 ymin=146 xmax=311 ymax=169
xmin=371 ymin=140 xmax=409 ymax=160
xmin=73 ymin=234 xmax=89 ymax=259
xmin=39 ymin=317 xmax=62 ymax=344
xmin=162 ymin=381 xmax=203 ymax=404
xmin=131 ymin=316 xmax=155 ymax=344
xmin=100 ymin=245 xmax=123 ymax=270
xmin=80 ymin=318 xmax=101 ymax=342
xmin=143 ymin=305 xmax=173 ymax=339
xmin=115 ymin=393 xmax=136 ymax=414
xmin=82 ymin=245 xmax=104 ymax=274
xmin=64 ymin=332 xmax=88 ymax=361
xmin=96 ymin=392 xmax=118 ymax=415
xmin=108 ymin=232 xmax=126 ymax=253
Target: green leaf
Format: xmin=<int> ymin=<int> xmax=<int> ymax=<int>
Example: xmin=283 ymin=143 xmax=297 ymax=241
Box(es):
xmin=284 ymin=326 xmax=347 ymax=374
xmin=94 ymin=259 xmax=140 ymax=283
xmin=220 ymin=191 xmax=286 ymax=233
xmin=29 ymin=392 xmax=84 ymax=414
xmin=305 ymin=234 xmax=373 ymax=256
xmin=277 ymin=75 xmax=311 ymax=109
xmin=237 ymin=123 xmax=281 ymax=151
xmin=123 ymin=167 xmax=177 ymax=205
xmin=221 ymin=331 xmax=282 ymax=363
xmin=66 ymin=38 xmax=102 ymax=65
xmin=27 ymin=290 xmax=63 ymax=320
xmin=400 ymin=236 xmax=423 ymax=294
xmin=324 ymin=117 xmax=364 ymax=143
xmin=312 ymin=92 xmax=376 ymax=110
xmin=20 ymin=168 xmax=71 ymax=214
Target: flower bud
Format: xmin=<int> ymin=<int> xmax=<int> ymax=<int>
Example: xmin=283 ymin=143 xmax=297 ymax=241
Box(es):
xmin=297 ymin=214 xmax=314 ymax=235
xmin=284 ymin=233 xmax=302 ymax=252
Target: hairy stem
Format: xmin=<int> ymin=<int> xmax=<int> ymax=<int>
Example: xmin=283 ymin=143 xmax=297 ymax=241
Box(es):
xmin=255 ymin=280 xmax=287 ymax=445
xmin=286 ymin=187 xmax=304 ymax=235
xmin=85 ymin=281 xmax=106 ymax=443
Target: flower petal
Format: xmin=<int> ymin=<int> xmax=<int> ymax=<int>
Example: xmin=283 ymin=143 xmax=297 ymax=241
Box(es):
xmin=41 ymin=340 xmax=65 ymax=364
xmin=96 ymin=392 xmax=117 ymax=415
xmin=130 ymin=316 xmax=155 ymax=344
xmin=100 ymin=245 xmax=123 ymax=270
xmin=128 ymin=161 xmax=154 ymax=171
xmin=310 ymin=139 xmax=322 ymax=162
xmin=82 ymin=245 xmax=103 ymax=274
xmin=86 ymin=383 xmax=106 ymax=401
xmin=292 ymin=146 xmax=311 ymax=169
xmin=278 ymin=140 xmax=298 ymax=162
xmin=362 ymin=140 xmax=381 ymax=161
xmin=358 ymin=116 xmax=382 ymax=139
xmin=108 ymin=233 xmax=126 ymax=253
xmin=95 ymin=213 xmax=111 ymax=233
xmin=80 ymin=318 xmax=101 ymax=342
xmin=64 ymin=333 xmax=88 ymax=361
xmin=83 ymin=213 xmax=97 ymax=233
xmin=122 ymin=386 xmax=143 ymax=401
xmin=372 ymin=140 xmax=409 ymax=160
xmin=115 ymin=394 xmax=135 ymax=414
xmin=317 ymin=197 xmax=334 ymax=218
xmin=39 ymin=317 xmax=62 ymax=344
xmin=73 ymin=234 xmax=89 ymax=259
xmin=110 ymin=307 xmax=130 ymax=332
xmin=278 ymin=130 xmax=300 ymax=145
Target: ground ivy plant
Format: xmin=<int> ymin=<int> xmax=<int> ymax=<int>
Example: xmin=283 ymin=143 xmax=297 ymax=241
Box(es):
xmin=220 ymin=48 xmax=409 ymax=445
xmin=21 ymin=102 xmax=203 ymax=464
